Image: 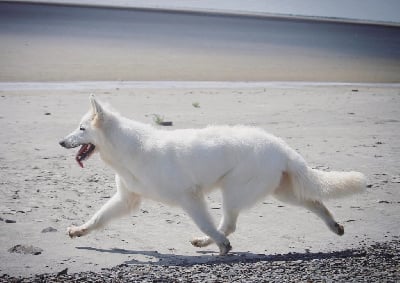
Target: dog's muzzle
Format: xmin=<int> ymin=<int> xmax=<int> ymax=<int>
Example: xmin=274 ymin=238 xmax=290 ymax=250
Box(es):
xmin=59 ymin=140 xmax=68 ymax=148
xmin=59 ymin=139 xmax=80 ymax=149
xmin=59 ymin=139 xmax=96 ymax=168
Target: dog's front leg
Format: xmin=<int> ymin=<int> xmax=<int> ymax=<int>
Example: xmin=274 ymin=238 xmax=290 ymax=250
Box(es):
xmin=68 ymin=191 xmax=141 ymax=238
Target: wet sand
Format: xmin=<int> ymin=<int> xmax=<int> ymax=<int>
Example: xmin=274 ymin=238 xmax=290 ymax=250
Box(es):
xmin=1 ymin=2 xmax=400 ymax=82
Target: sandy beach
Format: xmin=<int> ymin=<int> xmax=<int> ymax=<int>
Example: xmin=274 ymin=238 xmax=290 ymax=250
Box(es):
xmin=0 ymin=82 xmax=399 ymax=279
xmin=0 ymin=2 xmax=399 ymax=281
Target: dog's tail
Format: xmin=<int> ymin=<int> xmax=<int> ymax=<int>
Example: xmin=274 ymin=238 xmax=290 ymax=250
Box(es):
xmin=286 ymin=152 xmax=367 ymax=200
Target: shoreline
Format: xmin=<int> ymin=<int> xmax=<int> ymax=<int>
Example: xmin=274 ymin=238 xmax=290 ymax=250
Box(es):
xmin=9 ymin=0 xmax=400 ymax=27
xmin=1 ymin=81 xmax=400 ymax=92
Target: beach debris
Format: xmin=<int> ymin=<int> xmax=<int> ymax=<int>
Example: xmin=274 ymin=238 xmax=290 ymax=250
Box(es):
xmin=391 ymin=176 xmax=400 ymax=183
xmin=152 ymin=114 xmax=173 ymax=126
xmin=41 ymin=227 xmax=58 ymax=233
xmin=12 ymin=191 xmax=19 ymax=199
xmin=152 ymin=114 xmax=164 ymax=125
xmin=192 ymin=102 xmax=200 ymax=108
xmin=8 ymin=244 xmax=43 ymax=255
xmin=57 ymin=268 xmax=68 ymax=277
xmin=159 ymin=121 xmax=173 ymax=126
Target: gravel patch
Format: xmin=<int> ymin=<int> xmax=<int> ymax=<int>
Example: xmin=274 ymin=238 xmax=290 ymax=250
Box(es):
xmin=2 ymin=240 xmax=399 ymax=282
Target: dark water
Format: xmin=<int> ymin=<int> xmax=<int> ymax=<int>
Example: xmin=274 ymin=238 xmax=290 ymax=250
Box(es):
xmin=1 ymin=2 xmax=400 ymax=82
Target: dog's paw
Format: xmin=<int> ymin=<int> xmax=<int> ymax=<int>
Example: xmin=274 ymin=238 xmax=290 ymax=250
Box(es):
xmin=334 ymin=223 xmax=344 ymax=236
xmin=67 ymin=226 xmax=87 ymax=238
xmin=218 ymin=240 xmax=232 ymax=256
xmin=190 ymin=237 xmax=213 ymax=248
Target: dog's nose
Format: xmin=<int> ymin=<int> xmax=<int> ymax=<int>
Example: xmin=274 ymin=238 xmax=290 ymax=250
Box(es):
xmin=59 ymin=140 xmax=66 ymax=148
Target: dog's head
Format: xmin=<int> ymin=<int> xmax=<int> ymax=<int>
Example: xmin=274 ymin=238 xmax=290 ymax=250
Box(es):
xmin=59 ymin=95 xmax=106 ymax=168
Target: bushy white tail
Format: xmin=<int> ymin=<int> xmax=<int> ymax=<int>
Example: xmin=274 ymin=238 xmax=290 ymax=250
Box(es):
xmin=287 ymin=154 xmax=367 ymax=200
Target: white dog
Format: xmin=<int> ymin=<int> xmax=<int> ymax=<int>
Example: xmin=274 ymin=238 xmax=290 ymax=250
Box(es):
xmin=59 ymin=95 xmax=366 ymax=255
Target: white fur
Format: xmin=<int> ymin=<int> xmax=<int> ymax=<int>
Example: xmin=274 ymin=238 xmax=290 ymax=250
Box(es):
xmin=59 ymin=96 xmax=366 ymax=255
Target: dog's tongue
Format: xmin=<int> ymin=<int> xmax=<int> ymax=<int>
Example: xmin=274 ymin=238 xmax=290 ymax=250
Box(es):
xmin=75 ymin=144 xmax=87 ymax=168
xmin=76 ymin=157 xmax=84 ymax=168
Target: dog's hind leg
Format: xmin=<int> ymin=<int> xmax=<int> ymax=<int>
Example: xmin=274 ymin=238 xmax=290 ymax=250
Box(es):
xmin=274 ymin=173 xmax=344 ymax=236
xmin=191 ymin=205 xmax=239 ymax=248
xmin=68 ymin=175 xmax=141 ymax=238
xmin=303 ymin=200 xmax=344 ymax=236
xmin=181 ymin=192 xmax=232 ymax=255
xmin=192 ymin=174 xmax=279 ymax=248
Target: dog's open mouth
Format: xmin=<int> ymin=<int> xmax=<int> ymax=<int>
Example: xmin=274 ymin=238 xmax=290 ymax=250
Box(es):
xmin=75 ymin=143 xmax=95 ymax=168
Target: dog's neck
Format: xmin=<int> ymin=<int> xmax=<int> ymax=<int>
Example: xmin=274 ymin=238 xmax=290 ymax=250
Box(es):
xmin=97 ymin=114 xmax=154 ymax=172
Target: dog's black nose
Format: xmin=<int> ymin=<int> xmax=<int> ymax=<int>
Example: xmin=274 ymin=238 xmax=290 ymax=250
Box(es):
xmin=59 ymin=140 xmax=66 ymax=147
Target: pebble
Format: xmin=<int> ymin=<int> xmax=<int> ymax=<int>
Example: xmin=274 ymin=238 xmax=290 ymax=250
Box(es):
xmin=1 ymin=240 xmax=399 ymax=282
xmin=8 ymin=244 xmax=43 ymax=255
xmin=57 ymin=268 xmax=68 ymax=277
xmin=41 ymin=227 xmax=58 ymax=233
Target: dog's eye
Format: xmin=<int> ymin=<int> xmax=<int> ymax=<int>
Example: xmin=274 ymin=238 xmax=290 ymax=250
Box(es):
xmin=80 ymin=126 xmax=85 ymax=131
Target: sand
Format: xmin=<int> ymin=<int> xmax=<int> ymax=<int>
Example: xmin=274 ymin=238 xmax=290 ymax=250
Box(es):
xmin=0 ymin=2 xmax=399 ymax=279
xmin=0 ymin=82 xmax=399 ymax=277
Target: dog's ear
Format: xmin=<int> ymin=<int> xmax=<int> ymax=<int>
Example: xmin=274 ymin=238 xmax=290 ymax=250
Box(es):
xmin=89 ymin=94 xmax=104 ymax=126
xmin=90 ymin=94 xmax=102 ymax=115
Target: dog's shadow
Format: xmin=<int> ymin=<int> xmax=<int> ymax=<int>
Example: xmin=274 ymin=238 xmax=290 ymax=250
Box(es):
xmin=76 ymin=246 xmax=366 ymax=266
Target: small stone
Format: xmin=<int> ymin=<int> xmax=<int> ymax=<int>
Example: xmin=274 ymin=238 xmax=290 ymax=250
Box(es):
xmin=57 ymin=268 xmax=68 ymax=277
xmin=8 ymin=244 xmax=43 ymax=255
xmin=5 ymin=219 xmax=16 ymax=223
xmin=159 ymin=121 xmax=173 ymax=126
xmin=41 ymin=227 xmax=58 ymax=233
